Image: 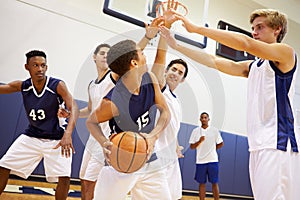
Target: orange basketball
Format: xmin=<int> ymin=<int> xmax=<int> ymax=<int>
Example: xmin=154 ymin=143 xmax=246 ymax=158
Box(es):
xmin=108 ymin=131 xmax=148 ymax=173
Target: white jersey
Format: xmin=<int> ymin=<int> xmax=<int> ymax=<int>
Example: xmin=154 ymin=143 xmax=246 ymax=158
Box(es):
xmin=247 ymin=57 xmax=298 ymax=152
xmin=85 ymin=71 xmax=116 ymax=154
xmin=189 ymin=126 xmax=223 ymax=164
xmin=156 ymin=84 xmax=182 ymax=163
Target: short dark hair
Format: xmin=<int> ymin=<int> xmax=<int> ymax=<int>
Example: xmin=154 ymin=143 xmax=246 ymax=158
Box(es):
xmin=107 ymin=40 xmax=138 ymax=77
xmin=25 ymin=50 xmax=46 ymax=64
xmin=200 ymin=112 xmax=209 ymax=117
xmin=94 ymin=43 xmax=111 ymax=55
xmin=166 ymin=59 xmax=188 ymax=78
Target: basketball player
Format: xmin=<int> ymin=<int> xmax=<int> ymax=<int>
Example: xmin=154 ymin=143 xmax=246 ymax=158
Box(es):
xmin=77 ymin=44 xmax=118 ymax=200
xmin=189 ymin=112 xmax=223 ymax=200
xmin=148 ymin=9 xmax=187 ymax=199
xmin=0 ymin=50 xmax=79 ymax=200
xmin=160 ymin=9 xmax=299 ymax=200
xmin=152 ymin=55 xmax=187 ymax=199
xmin=86 ymin=39 xmax=172 ymax=200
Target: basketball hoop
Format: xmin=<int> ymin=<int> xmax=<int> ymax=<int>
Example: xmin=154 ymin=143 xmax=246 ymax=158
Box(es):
xmin=156 ymin=1 xmax=188 ymax=17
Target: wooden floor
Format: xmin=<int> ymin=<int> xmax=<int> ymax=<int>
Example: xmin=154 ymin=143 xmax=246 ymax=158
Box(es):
xmin=1 ymin=178 xmax=234 ymax=200
xmin=0 ymin=176 xmax=254 ymax=200
xmin=1 ymin=179 xmax=80 ymax=200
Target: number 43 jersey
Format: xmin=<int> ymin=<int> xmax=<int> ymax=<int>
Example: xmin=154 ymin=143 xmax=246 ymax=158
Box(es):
xmin=21 ymin=76 xmax=66 ymax=140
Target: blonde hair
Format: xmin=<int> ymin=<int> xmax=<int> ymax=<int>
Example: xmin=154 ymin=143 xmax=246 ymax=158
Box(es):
xmin=250 ymin=9 xmax=287 ymax=43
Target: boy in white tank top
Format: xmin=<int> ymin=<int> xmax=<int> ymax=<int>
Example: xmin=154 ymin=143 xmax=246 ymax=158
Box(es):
xmin=159 ymin=8 xmax=299 ymax=200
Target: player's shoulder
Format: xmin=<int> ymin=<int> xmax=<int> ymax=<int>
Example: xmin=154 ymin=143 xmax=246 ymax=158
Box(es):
xmin=48 ymin=76 xmax=64 ymax=86
xmin=192 ymin=126 xmax=200 ymax=133
xmin=209 ymin=126 xmax=220 ymax=133
xmin=146 ymin=71 xmax=158 ymax=84
xmin=48 ymin=76 xmax=62 ymax=82
xmin=210 ymin=126 xmax=218 ymax=130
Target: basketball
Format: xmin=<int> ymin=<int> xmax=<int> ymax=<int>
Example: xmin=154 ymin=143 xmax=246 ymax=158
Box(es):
xmin=108 ymin=131 xmax=148 ymax=173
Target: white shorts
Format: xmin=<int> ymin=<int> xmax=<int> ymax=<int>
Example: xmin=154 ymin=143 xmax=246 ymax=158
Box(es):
xmin=94 ymin=159 xmax=172 ymax=200
xmin=164 ymin=160 xmax=182 ymax=200
xmin=249 ymin=147 xmax=300 ymax=200
xmin=0 ymin=134 xmax=72 ymax=182
xmin=79 ymin=146 xmax=105 ymax=181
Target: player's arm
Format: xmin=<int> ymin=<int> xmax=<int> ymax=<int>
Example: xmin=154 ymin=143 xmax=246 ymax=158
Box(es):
xmin=143 ymin=72 xmax=170 ymax=157
xmin=190 ymin=136 xmax=205 ymax=149
xmin=159 ymin=26 xmax=250 ymax=77
xmin=58 ymin=83 xmax=92 ymax=118
xmin=138 ymin=16 xmax=164 ymax=51
xmin=151 ymin=5 xmax=177 ymax=89
xmin=147 ymin=72 xmax=170 ymax=141
xmin=151 ymin=35 xmax=168 ymax=89
xmin=174 ymin=14 xmax=295 ymax=73
xmin=138 ymin=0 xmax=179 ymax=51
xmin=86 ymin=98 xmax=118 ymax=146
xmin=0 ymin=80 xmax=22 ymax=94
xmin=79 ymin=83 xmax=93 ymax=118
xmin=55 ymin=81 xmax=79 ymax=157
xmin=216 ymin=142 xmax=224 ymax=150
xmin=216 ymin=131 xmax=224 ymax=150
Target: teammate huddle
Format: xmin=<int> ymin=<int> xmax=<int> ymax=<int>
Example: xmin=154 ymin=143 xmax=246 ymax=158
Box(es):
xmin=0 ymin=0 xmax=299 ymax=200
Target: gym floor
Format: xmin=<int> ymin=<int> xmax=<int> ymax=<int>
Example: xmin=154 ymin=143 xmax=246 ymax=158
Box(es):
xmin=1 ymin=178 xmax=232 ymax=200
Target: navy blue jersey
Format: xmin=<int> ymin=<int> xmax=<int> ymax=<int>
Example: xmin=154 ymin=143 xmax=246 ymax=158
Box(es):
xmin=21 ymin=77 xmax=66 ymax=140
xmin=105 ymin=72 xmax=157 ymax=134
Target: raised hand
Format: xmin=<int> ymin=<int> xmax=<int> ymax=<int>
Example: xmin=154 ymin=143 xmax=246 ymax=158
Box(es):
xmin=158 ymin=0 xmax=179 ymax=27
xmin=170 ymin=10 xmax=198 ymax=33
xmin=144 ymin=16 xmax=164 ymax=40
xmin=159 ymin=26 xmax=179 ymax=50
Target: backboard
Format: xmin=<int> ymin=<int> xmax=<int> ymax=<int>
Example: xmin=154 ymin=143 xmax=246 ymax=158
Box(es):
xmin=103 ymin=0 xmax=209 ymax=48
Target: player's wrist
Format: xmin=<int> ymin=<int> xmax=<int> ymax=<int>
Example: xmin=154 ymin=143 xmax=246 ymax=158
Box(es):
xmin=144 ymin=34 xmax=152 ymax=40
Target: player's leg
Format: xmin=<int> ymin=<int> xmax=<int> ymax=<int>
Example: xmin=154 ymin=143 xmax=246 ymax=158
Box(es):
xmin=81 ymin=179 xmax=96 ymax=200
xmin=80 ymin=154 xmax=103 ymax=200
xmin=80 ymin=148 xmax=95 ymax=200
xmin=199 ymin=184 xmax=206 ymax=200
xmin=55 ymin=176 xmax=70 ymax=200
xmin=80 ymin=141 xmax=105 ymax=200
xmin=211 ymin=183 xmax=220 ymax=200
xmin=131 ymin=161 xmax=172 ymax=200
xmin=0 ymin=134 xmax=43 ymax=193
xmin=290 ymin=150 xmax=300 ymax=200
xmin=249 ymin=149 xmax=286 ymax=200
xmin=0 ymin=167 xmax=10 ymax=194
xmin=164 ymin=160 xmax=182 ymax=200
xmin=94 ymin=166 xmax=136 ymax=200
xmin=43 ymin=139 xmax=72 ymax=199
xmin=207 ymin=162 xmax=220 ymax=200
xmin=194 ymin=164 xmax=207 ymax=200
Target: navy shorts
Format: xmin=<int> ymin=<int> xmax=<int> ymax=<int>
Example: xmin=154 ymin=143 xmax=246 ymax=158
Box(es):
xmin=194 ymin=162 xmax=219 ymax=184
